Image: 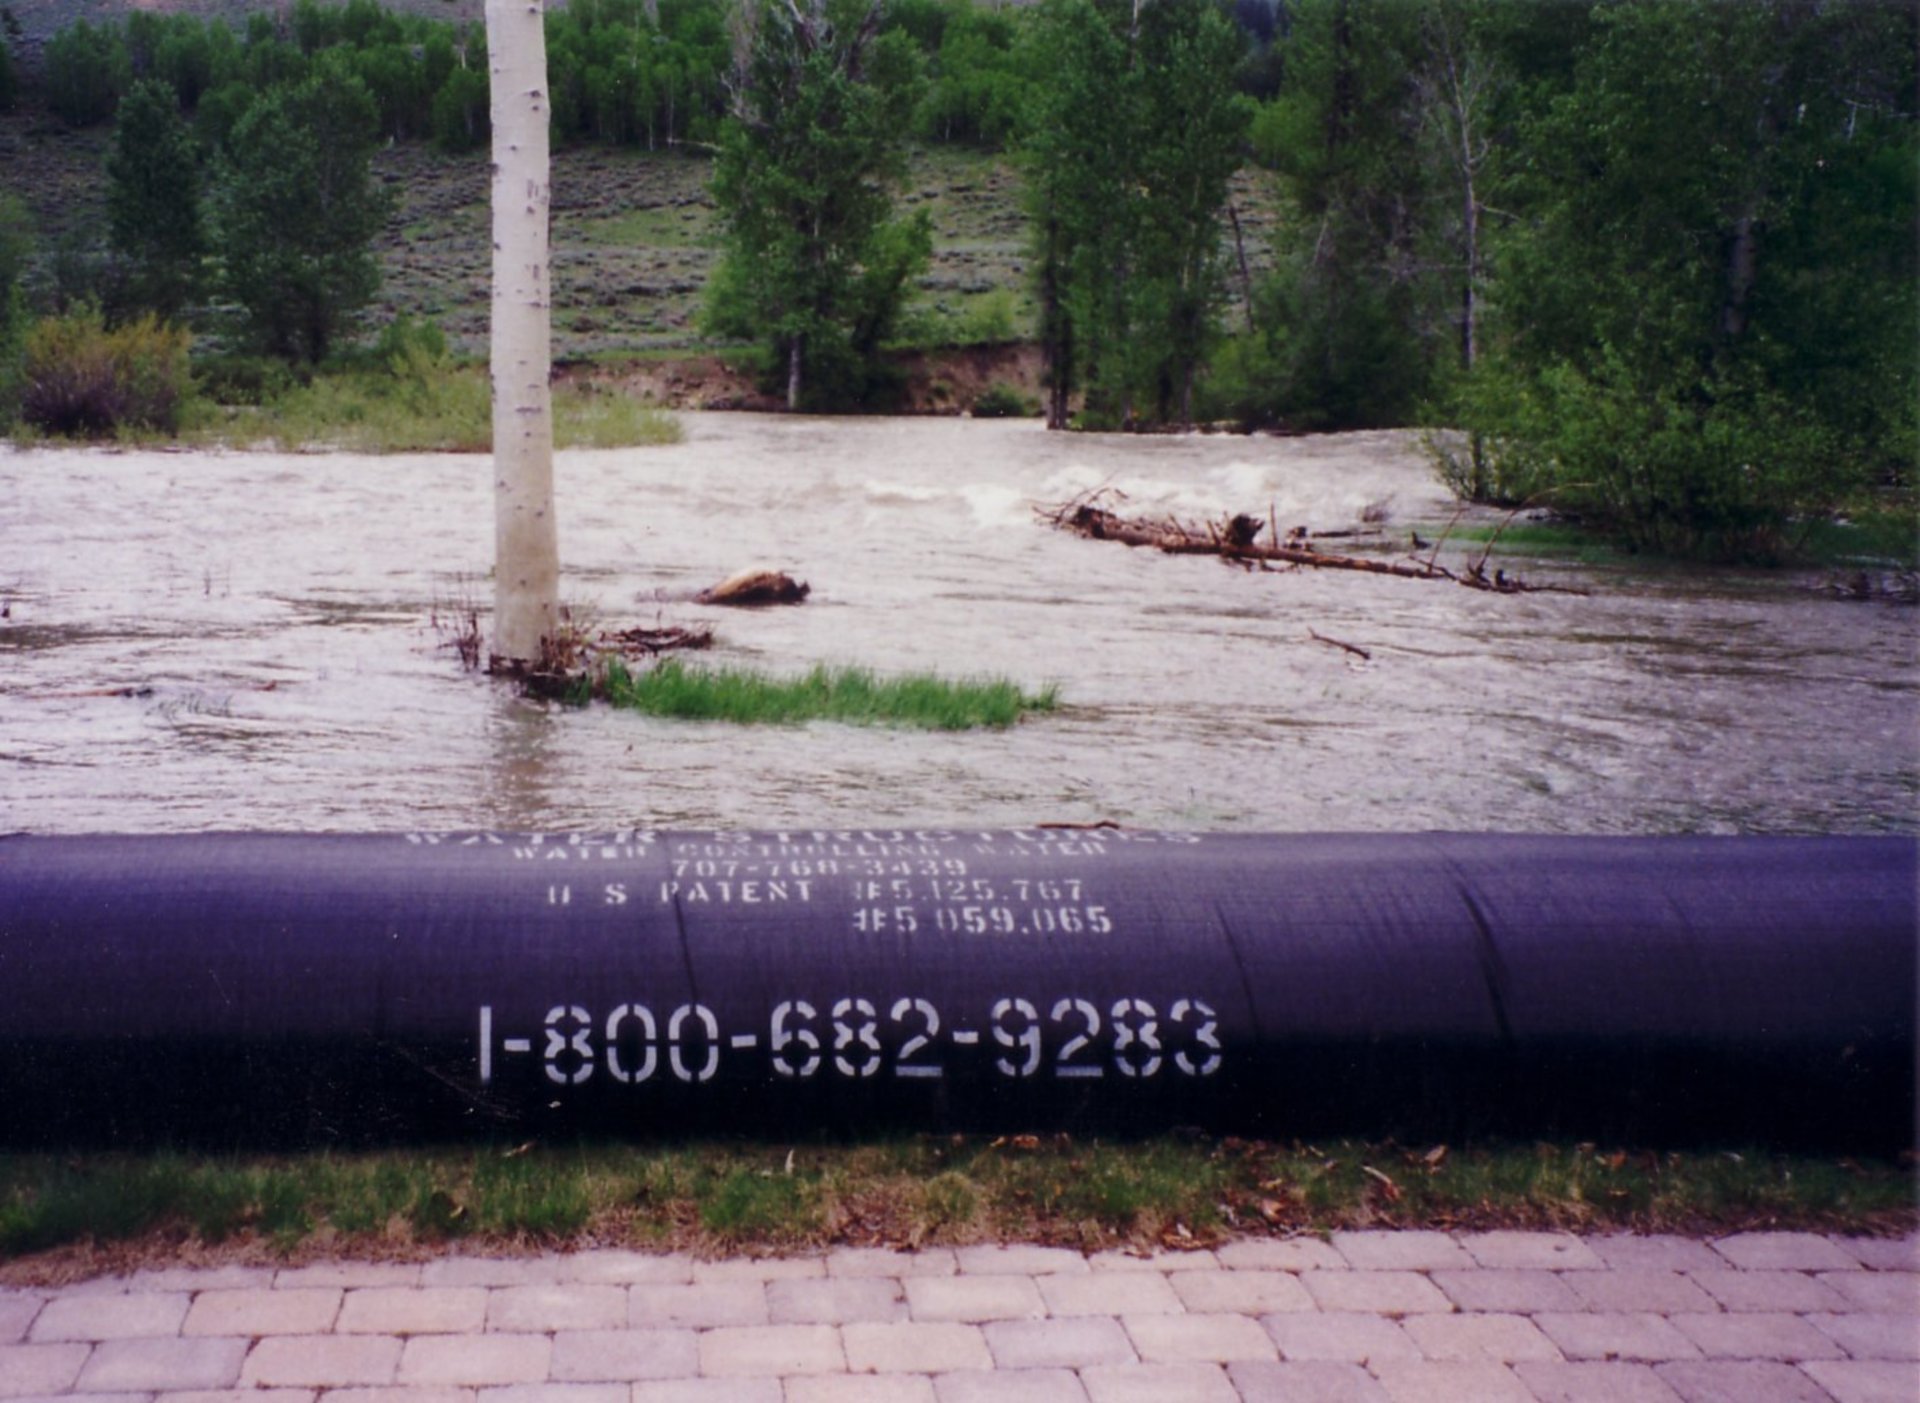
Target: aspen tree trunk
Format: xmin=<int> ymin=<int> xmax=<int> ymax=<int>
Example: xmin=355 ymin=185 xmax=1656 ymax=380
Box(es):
xmin=487 ymin=0 xmax=560 ymax=667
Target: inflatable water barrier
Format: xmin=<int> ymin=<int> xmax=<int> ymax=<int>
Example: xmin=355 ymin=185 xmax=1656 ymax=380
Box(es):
xmin=0 ymin=831 xmax=1910 ymax=1148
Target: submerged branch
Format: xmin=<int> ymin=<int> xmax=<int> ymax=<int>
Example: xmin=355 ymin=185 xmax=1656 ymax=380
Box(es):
xmin=1035 ymin=490 xmax=1588 ymax=597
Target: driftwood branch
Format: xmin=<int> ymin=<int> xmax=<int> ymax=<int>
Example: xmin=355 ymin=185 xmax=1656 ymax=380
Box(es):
xmin=1308 ymin=629 xmax=1372 ymax=661
xmin=1035 ymin=490 xmax=1588 ymax=597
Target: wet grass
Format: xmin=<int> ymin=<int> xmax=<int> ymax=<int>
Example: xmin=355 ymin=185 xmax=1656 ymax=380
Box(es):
xmin=595 ymin=659 xmax=1058 ymax=730
xmin=0 ymin=1137 xmax=1909 ymax=1278
xmin=182 ymin=366 xmax=681 ymax=454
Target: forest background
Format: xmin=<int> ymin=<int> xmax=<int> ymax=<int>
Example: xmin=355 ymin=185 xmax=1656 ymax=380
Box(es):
xmin=0 ymin=0 xmax=1912 ymax=564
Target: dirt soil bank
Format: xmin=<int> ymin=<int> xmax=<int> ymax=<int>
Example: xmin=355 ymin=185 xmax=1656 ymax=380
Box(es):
xmin=569 ymin=341 xmax=1046 ymax=415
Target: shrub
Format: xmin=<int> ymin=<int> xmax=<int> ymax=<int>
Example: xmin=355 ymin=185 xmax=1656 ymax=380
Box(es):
xmin=21 ymin=310 xmax=191 ymax=437
xmin=970 ymin=381 xmax=1037 ymax=418
xmin=193 ymin=353 xmax=299 ymax=407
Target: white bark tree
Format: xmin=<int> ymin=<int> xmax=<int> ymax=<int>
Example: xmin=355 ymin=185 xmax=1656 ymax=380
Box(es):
xmin=487 ymin=0 xmax=561 ymax=668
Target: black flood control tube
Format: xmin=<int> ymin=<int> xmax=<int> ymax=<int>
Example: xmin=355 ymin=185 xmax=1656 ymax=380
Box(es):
xmin=0 ymin=831 xmax=1911 ymax=1150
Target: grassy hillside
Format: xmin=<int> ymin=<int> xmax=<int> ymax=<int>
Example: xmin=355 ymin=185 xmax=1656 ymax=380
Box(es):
xmin=0 ymin=99 xmax=1054 ymax=364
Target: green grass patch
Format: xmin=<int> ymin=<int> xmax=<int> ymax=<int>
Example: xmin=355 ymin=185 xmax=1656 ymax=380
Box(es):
xmin=596 ymin=659 xmax=1058 ymax=730
xmin=0 ymin=1137 xmax=1908 ymax=1276
xmin=181 ymin=364 xmax=681 ymax=454
xmin=1445 ymin=520 xmax=1628 ymax=565
xmin=1795 ymin=505 xmax=1920 ymax=569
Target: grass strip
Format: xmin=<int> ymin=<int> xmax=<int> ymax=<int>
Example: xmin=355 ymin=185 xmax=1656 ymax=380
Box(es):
xmin=596 ymin=659 xmax=1058 ymax=730
xmin=0 ymin=1137 xmax=1909 ymax=1280
xmin=175 ymin=366 xmax=682 ymax=454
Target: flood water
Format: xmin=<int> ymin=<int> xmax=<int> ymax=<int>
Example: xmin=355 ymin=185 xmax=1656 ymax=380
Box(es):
xmin=3 ymin=414 xmax=1915 ymax=835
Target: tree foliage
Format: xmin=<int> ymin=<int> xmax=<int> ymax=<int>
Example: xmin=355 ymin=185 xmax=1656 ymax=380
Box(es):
xmin=212 ymin=63 xmax=393 ymax=364
xmin=1465 ymin=0 xmax=1918 ymax=559
xmin=107 ymin=80 xmax=207 ymax=322
xmin=1023 ymin=0 xmax=1248 ymax=429
xmin=707 ymin=0 xmax=930 ymax=410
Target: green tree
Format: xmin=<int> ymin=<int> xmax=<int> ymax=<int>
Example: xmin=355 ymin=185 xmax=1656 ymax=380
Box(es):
xmin=1022 ymin=0 xmax=1247 ymax=430
xmin=0 ymin=194 xmax=32 ymax=423
xmin=107 ymin=79 xmax=206 ymax=321
xmin=212 ymin=63 xmax=393 ymax=363
xmin=707 ymin=0 xmax=930 ymax=410
xmin=0 ymin=18 xmax=17 ymax=112
xmin=46 ymin=19 xmax=131 ymax=126
xmin=1469 ymin=0 xmax=1918 ymax=559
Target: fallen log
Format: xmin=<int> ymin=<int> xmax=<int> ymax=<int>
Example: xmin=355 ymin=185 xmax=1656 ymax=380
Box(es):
xmin=1039 ymin=495 xmax=1587 ymax=596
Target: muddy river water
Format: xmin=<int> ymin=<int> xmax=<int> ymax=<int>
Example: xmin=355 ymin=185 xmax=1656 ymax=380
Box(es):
xmin=2 ymin=414 xmax=1915 ymax=835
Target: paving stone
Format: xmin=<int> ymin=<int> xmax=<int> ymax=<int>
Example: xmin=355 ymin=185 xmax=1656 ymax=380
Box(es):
xmin=1226 ymin=1360 xmax=1389 ymax=1401
xmin=0 ymin=1344 xmax=91 ymax=1398
xmin=1087 ymin=1249 xmax=1222 ymax=1273
xmin=982 ymin=1317 xmax=1134 ymax=1369
xmin=1799 ymin=1359 xmax=1920 ymax=1403
xmin=630 ymin=1382 xmax=782 ymax=1403
xmin=1121 ymin=1312 xmax=1276 ymax=1364
xmin=397 ymin=1336 xmax=551 ymax=1387
xmin=1429 ymin=1269 xmax=1582 ymax=1314
xmin=931 ymin=1367 xmax=1087 ymax=1401
xmin=1331 ymin=1232 xmax=1473 ymax=1273
xmin=77 ymin=1339 xmax=248 ymax=1392
xmin=0 ymin=1297 xmax=44 ymax=1345
xmin=1710 ymin=1233 xmax=1861 ymax=1272
xmin=337 ymin=1289 xmax=487 ymax=1336
xmin=953 ymin=1247 xmax=1089 ymax=1277
xmin=479 ymin=1388 xmax=627 ymax=1403
xmin=1170 ymin=1270 xmax=1313 ymax=1316
xmin=1806 ymin=1312 xmax=1920 ymax=1361
xmin=695 ymin=1323 xmax=844 ymax=1376
xmin=31 ymin=1294 xmax=189 ymax=1342
xmin=1687 ymin=1270 xmax=1850 ymax=1314
xmin=274 ymin=1264 xmax=422 ymax=1290
xmin=1668 ymin=1313 xmax=1845 ymax=1362
xmin=1214 ymin=1240 xmax=1345 ymax=1273
xmin=1299 ymin=1271 xmax=1454 ymax=1317
xmin=183 ymin=1288 xmax=341 ymax=1338
xmin=1560 ymin=1270 xmax=1718 ymax=1314
xmin=133 ymin=1268 xmax=277 ymax=1293
xmin=1080 ymin=1362 xmax=1237 ymax=1403
xmin=842 ymin=1322 xmax=992 ymax=1374
xmin=1817 ymin=1271 xmax=1920 ymax=1314
xmin=767 ymin=1277 xmax=907 ymax=1325
xmin=1838 ymin=1236 xmax=1919 ymax=1272
xmin=1368 ymin=1360 xmax=1534 ymax=1402
xmin=1459 ymin=1232 xmax=1603 ymax=1271
xmin=1587 ymin=1238 xmax=1728 ymax=1274
xmin=906 ymin=1277 xmax=1047 ymax=1323
xmin=419 ymin=1261 xmax=565 ymax=1290
xmin=1400 ymin=1313 xmax=1561 ymax=1363
xmin=240 ymin=1338 xmax=402 ymax=1388
xmin=552 ymin=1251 xmax=693 ymax=1285
xmin=689 ymin=1257 xmax=825 ymax=1284
xmin=627 ymin=1282 xmax=769 ymax=1328
xmin=1035 ymin=1273 xmax=1180 ymax=1318
xmin=1260 ymin=1312 xmax=1420 ymax=1364
xmin=547 ymin=1328 xmax=698 ymax=1382
xmin=485 ymin=1286 xmax=625 ymax=1333
xmin=1511 ymin=1360 xmax=1685 ymax=1402
xmin=318 ymin=1390 xmax=475 ymax=1403
xmin=785 ymin=1375 xmax=938 ymax=1403
xmin=1532 ymin=1313 xmax=1703 ymax=1363
xmin=1654 ymin=1360 xmax=1834 ymax=1403
xmin=0 ymin=1393 xmax=149 ymax=1403
xmin=159 ymin=1391 xmax=316 ymax=1403
xmin=827 ymin=1248 xmax=959 ymax=1279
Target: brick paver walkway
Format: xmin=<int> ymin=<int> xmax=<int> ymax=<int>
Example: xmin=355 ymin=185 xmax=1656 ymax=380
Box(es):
xmin=3 ymin=1231 xmax=1915 ymax=1402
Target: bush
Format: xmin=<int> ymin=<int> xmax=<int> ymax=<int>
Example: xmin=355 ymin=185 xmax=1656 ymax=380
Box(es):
xmin=20 ymin=310 xmax=191 ymax=437
xmin=193 ymin=353 xmax=299 ymax=407
xmin=970 ymin=381 xmax=1036 ymax=418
